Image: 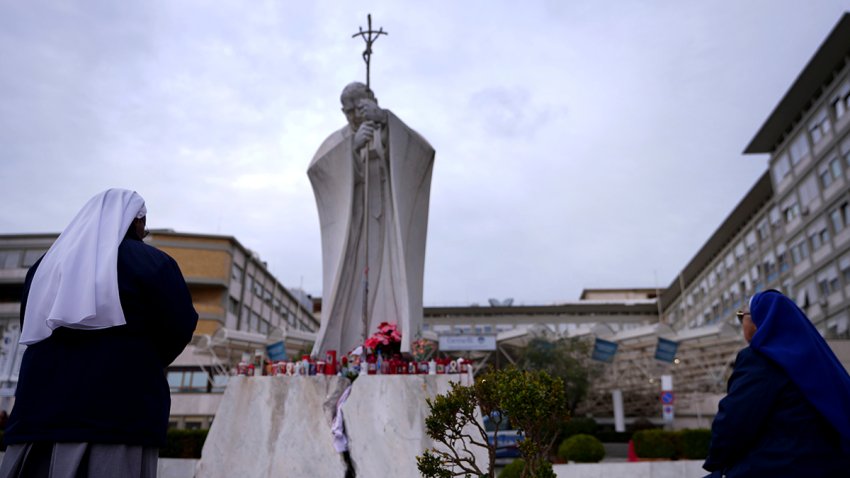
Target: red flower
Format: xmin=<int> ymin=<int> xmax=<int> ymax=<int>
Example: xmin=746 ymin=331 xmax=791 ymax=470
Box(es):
xmin=365 ymin=322 xmax=402 ymax=351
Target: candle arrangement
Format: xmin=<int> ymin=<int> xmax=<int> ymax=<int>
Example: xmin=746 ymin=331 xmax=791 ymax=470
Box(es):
xmin=233 ymin=322 xmax=472 ymax=379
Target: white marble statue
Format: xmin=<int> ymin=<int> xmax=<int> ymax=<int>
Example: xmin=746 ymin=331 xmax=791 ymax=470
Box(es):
xmin=308 ymin=82 xmax=434 ymax=357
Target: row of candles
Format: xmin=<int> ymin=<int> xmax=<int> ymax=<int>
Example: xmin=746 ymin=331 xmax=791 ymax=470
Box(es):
xmin=235 ymin=350 xmax=471 ymax=378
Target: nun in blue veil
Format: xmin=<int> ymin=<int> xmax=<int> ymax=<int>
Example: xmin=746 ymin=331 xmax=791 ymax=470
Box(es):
xmin=703 ymin=289 xmax=850 ymax=477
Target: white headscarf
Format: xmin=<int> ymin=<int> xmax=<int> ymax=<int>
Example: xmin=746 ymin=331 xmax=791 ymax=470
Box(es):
xmin=20 ymin=189 xmax=147 ymax=345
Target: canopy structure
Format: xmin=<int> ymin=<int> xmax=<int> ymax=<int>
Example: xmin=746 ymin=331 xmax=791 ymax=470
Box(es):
xmin=441 ymin=317 xmax=744 ymax=418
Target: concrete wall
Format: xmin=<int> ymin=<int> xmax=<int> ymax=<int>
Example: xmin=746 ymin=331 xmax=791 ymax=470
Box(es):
xmin=553 ymin=460 xmax=706 ymax=478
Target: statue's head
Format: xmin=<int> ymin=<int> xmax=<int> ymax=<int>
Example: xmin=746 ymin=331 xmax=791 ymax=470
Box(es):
xmin=340 ymin=82 xmax=378 ymax=130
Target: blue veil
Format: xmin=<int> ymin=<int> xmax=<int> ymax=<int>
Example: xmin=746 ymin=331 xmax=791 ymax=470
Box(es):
xmin=749 ymin=289 xmax=850 ymax=447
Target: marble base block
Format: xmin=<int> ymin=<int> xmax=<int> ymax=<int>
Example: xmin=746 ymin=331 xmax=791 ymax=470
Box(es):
xmin=343 ymin=374 xmax=488 ymax=477
xmin=196 ymin=375 xmax=350 ymax=478
xmin=196 ymin=374 xmax=487 ymax=478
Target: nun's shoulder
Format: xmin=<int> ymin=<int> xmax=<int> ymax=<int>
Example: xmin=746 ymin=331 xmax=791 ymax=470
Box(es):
xmin=119 ymin=238 xmax=181 ymax=273
xmin=734 ymin=346 xmax=784 ymax=376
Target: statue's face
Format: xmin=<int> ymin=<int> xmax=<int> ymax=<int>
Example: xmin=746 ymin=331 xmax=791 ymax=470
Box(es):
xmin=341 ymin=93 xmax=366 ymax=131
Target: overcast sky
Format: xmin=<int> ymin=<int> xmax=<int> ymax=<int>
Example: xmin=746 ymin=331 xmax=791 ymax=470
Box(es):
xmin=0 ymin=1 xmax=847 ymax=306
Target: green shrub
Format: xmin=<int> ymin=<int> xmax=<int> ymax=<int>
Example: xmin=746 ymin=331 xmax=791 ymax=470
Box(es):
xmin=160 ymin=429 xmax=209 ymax=458
xmin=680 ymin=429 xmax=711 ymax=459
xmin=632 ymin=429 xmax=677 ymax=459
xmin=498 ymin=458 xmax=525 ymax=478
xmin=557 ymin=434 xmax=605 ymax=463
xmin=560 ymin=417 xmax=597 ymax=440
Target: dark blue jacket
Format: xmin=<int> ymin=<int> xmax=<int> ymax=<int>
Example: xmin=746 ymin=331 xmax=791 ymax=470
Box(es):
xmin=703 ymin=346 xmax=850 ymax=477
xmin=4 ymin=236 xmax=198 ymax=447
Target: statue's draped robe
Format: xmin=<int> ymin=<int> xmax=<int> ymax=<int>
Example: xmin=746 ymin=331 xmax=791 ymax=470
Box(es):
xmin=308 ymin=112 xmax=434 ymax=356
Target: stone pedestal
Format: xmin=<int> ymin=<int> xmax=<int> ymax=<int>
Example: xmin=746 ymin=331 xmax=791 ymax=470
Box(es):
xmin=343 ymin=374 xmax=487 ymax=477
xmin=197 ymin=374 xmax=488 ymax=478
xmin=196 ymin=375 xmax=350 ymax=478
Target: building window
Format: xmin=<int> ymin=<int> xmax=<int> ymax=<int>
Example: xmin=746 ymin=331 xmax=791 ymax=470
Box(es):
xmin=809 ymin=223 xmax=830 ymax=251
xmin=778 ymin=250 xmax=790 ymax=273
xmin=745 ymin=231 xmax=757 ymax=253
xmin=830 ymin=202 xmax=849 ymax=233
xmin=228 ymin=297 xmax=240 ymax=315
xmin=816 ymin=267 xmax=840 ymax=297
xmin=782 ymin=200 xmax=800 ymax=223
xmin=22 ymin=250 xmax=46 ymax=268
xmin=167 ymin=369 xmax=209 ymax=393
xmin=764 ymin=258 xmax=778 ymax=284
xmin=0 ymin=250 xmax=22 ymax=269
xmin=772 ymin=153 xmax=791 ymax=183
xmin=790 ymin=238 xmax=809 ymax=264
xmin=756 ymin=219 xmax=770 ymax=241
xmin=830 ymin=156 xmax=842 ymax=180
xmin=831 ymin=82 xmax=850 ymax=120
xmin=808 ymin=108 xmax=831 ymax=144
xmin=798 ymin=174 xmax=819 ymax=207
xmin=819 ymin=155 xmax=842 ymax=188
xmin=242 ymin=306 xmax=251 ymax=331
xmin=231 ymin=263 xmax=244 ymax=283
xmin=789 ymin=133 xmax=810 ymax=165
xmin=840 ymin=255 xmax=850 ymax=284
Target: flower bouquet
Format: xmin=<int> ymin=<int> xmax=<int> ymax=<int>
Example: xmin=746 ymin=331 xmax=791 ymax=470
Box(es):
xmin=364 ymin=321 xmax=402 ymax=356
xmin=411 ymin=337 xmax=435 ymax=362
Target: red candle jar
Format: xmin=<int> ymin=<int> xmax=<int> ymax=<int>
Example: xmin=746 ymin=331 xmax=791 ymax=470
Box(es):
xmin=325 ymin=350 xmax=337 ymax=375
xmin=367 ymin=354 xmax=377 ymax=375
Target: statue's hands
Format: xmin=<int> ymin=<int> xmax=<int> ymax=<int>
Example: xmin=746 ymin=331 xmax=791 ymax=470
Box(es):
xmin=354 ymin=122 xmax=376 ymax=150
xmin=357 ymin=100 xmax=387 ymax=125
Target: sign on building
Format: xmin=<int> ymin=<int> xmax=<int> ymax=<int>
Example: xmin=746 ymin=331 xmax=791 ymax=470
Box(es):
xmin=654 ymin=338 xmax=679 ymax=363
xmin=266 ymin=341 xmax=287 ymax=361
xmin=438 ymin=334 xmax=497 ymax=351
xmin=591 ymin=338 xmax=618 ymax=363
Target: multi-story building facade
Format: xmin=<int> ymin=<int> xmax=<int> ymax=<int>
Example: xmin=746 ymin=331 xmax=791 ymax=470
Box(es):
xmin=661 ymin=14 xmax=850 ymax=340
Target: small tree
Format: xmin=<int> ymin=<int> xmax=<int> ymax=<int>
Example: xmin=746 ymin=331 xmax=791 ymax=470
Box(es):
xmin=516 ymin=337 xmax=599 ymax=414
xmin=417 ymin=367 xmax=570 ymax=478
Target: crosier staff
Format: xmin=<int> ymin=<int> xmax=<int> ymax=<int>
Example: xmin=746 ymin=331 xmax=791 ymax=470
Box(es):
xmin=352 ymin=14 xmax=387 ymax=344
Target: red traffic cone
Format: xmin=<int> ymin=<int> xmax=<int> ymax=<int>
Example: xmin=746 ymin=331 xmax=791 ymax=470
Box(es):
xmin=627 ymin=439 xmax=639 ymax=462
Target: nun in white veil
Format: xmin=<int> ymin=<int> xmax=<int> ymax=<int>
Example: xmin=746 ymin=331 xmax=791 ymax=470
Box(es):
xmin=0 ymin=189 xmax=198 ymax=478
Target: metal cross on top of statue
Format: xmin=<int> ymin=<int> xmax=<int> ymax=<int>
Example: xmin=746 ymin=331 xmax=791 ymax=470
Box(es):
xmin=352 ymin=14 xmax=387 ymax=90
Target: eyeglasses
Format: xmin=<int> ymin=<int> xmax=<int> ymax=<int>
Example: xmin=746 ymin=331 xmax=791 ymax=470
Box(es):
xmin=735 ymin=311 xmax=750 ymax=324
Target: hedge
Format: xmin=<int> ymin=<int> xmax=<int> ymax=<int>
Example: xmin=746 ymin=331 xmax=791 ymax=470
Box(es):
xmin=159 ymin=429 xmax=209 ymax=458
xmin=632 ymin=429 xmax=678 ymax=459
xmin=680 ymin=429 xmax=711 ymax=459
xmin=632 ymin=428 xmax=711 ymax=460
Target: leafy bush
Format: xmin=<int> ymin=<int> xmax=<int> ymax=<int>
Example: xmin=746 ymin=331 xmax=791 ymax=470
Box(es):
xmin=632 ymin=429 xmax=677 ymax=459
xmin=680 ymin=429 xmax=711 ymax=459
xmin=159 ymin=429 xmax=209 ymax=458
xmin=498 ymin=458 xmax=525 ymax=478
xmin=557 ymin=434 xmax=605 ymax=463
